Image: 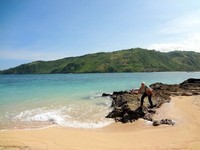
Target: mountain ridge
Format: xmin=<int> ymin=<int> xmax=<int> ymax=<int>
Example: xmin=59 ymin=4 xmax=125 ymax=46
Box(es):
xmin=1 ymin=48 xmax=200 ymax=74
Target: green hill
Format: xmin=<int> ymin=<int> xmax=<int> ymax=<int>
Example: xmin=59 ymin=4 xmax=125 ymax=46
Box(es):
xmin=1 ymin=48 xmax=200 ymax=74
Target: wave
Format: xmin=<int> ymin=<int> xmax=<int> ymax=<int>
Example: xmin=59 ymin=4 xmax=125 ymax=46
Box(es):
xmin=12 ymin=104 xmax=114 ymax=129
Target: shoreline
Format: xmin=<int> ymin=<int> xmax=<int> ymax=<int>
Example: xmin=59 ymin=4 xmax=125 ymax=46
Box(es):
xmin=0 ymin=95 xmax=200 ymax=150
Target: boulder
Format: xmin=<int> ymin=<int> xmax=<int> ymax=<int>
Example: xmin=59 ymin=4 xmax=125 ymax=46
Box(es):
xmin=153 ymin=119 xmax=175 ymax=126
xmin=102 ymin=93 xmax=111 ymax=97
xmin=153 ymin=120 xmax=160 ymax=126
xmin=105 ymin=91 xmax=156 ymax=123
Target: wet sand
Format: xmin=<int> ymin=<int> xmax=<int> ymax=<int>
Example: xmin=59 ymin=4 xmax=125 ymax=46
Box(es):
xmin=0 ymin=96 xmax=200 ymax=150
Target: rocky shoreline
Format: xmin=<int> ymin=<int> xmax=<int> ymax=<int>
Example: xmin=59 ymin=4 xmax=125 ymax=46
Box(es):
xmin=103 ymin=78 xmax=200 ymax=126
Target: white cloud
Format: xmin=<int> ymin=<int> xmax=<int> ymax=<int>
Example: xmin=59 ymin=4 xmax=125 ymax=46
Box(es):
xmin=149 ymin=9 xmax=200 ymax=52
xmin=149 ymin=33 xmax=200 ymax=52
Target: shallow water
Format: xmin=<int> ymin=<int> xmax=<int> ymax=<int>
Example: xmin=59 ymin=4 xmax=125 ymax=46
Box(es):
xmin=0 ymin=72 xmax=199 ymax=129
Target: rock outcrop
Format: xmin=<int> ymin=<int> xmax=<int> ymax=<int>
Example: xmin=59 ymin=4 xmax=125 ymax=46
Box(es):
xmin=103 ymin=78 xmax=200 ymax=125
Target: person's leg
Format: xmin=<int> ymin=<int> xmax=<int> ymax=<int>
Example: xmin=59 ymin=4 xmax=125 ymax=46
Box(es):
xmin=148 ymin=95 xmax=153 ymax=107
xmin=141 ymin=93 xmax=147 ymax=107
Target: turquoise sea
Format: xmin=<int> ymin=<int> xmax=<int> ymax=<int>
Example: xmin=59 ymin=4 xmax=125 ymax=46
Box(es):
xmin=0 ymin=72 xmax=200 ymax=130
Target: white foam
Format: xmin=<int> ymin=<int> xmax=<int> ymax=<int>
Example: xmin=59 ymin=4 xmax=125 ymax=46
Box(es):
xmin=146 ymin=120 xmax=153 ymax=126
xmin=61 ymin=119 xmax=114 ymax=128
xmin=13 ymin=105 xmax=114 ymax=129
xmin=14 ymin=107 xmax=69 ymax=125
xmin=89 ymin=93 xmax=102 ymax=99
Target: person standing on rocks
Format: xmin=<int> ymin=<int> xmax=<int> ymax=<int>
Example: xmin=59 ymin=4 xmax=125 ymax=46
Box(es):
xmin=138 ymin=82 xmax=154 ymax=108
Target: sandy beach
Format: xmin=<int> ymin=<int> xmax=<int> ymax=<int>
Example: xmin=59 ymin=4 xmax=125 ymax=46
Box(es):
xmin=0 ymin=96 xmax=200 ymax=150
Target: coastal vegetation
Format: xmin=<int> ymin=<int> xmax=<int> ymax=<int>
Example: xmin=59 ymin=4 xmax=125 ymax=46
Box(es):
xmin=1 ymin=48 xmax=200 ymax=74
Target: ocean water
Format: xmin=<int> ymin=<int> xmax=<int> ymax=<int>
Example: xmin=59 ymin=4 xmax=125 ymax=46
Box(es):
xmin=0 ymin=72 xmax=199 ymax=130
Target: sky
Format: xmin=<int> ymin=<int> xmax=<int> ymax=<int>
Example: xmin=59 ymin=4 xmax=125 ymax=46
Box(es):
xmin=1 ymin=0 xmax=200 ymax=70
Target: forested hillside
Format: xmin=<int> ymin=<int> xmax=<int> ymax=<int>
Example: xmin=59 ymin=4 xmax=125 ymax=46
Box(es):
xmin=1 ymin=48 xmax=200 ymax=74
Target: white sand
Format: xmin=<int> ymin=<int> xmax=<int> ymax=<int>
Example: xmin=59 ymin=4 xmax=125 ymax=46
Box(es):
xmin=0 ymin=96 xmax=200 ymax=150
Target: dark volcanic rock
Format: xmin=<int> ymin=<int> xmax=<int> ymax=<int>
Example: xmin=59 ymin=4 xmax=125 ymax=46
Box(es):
xmin=180 ymin=78 xmax=200 ymax=92
xmin=104 ymin=78 xmax=200 ymax=125
xmin=102 ymin=93 xmax=111 ymax=97
xmin=104 ymin=91 xmax=156 ymax=123
xmin=153 ymin=120 xmax=160 ymax=126
xmin=151 ymin=78 xmax=200 ymax=98
xmin=153 ymin=119 xmax=175 ymax=126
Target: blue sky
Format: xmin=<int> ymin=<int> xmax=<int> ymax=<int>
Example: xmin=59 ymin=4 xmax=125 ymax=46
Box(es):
xmin=1 ymin=0 xmax=200 ymax=70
